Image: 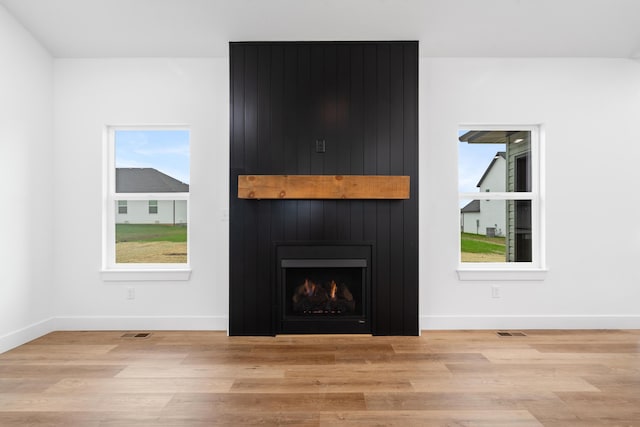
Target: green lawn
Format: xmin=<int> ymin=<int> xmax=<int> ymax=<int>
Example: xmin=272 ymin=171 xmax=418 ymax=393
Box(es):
xmin=116 ymin=224 xmax=187 ymax=243
xmin=460 ymin=232 xmax=505 ymax=255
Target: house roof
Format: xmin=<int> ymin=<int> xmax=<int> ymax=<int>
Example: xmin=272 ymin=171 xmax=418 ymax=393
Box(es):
xmin=476 ymin=152 xmax=505 ymax=188
xmin=458 ymin=130 xmax=526 ymax=144
xmin=116 ymin=168 xmax=189 ymax=193
xmin=460 ymin=199 xmax=480 ymax=213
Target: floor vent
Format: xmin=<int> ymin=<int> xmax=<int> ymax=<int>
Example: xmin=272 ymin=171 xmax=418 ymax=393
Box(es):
xmin=121 ymin=332 xmax=152 ymax=339
xmin=497 ymin=331 xmax=527 ymax=337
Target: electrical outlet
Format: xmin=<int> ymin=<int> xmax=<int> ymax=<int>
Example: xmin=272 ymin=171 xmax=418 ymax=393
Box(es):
xmin=127 ymin=287 xmax=135 ymax=300
xmin=491 ymin=285 xmax=500 ymax=298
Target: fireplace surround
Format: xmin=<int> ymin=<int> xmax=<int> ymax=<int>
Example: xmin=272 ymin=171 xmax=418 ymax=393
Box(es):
xmin=229 ymin=41 xmax=419 ymax=335
xmin=277 ymin=243 xmax=371 ymax=334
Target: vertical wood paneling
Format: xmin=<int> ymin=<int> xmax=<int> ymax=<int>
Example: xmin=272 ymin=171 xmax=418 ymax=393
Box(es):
xmin=402 ymin=43 xmax=419 ymax=335
xmin=361 ymin=46 xmax=378 ymax=330
xmin=362 ymin=45 xmax=377 ymax=176
xmin=270 ymin=46 xmax=286 ymax=250
xmin=349 ymin=45 xmax=365 ymax=242
xmin=374 ymin=44 xmax=391 ymax=335
xmin=255 ymin=46 xmax=273 ymax=334
xmin=297 ymin=46 xmax=311 ymax=240
xmin=282 ymin=46 xmax=299 ymax=242
xmin=322 ymin=45 xmax=338 ymax=240
xmin=231 ymin=46 xmax=245 ymax=170
xmin=336 ymin=45 xmax=351 ymax=241
xmin=309 ymin=45 xmax=324 ymax=175
xmin=244 ymin=46 xmax=259 ymax=172
xmin=283 ymin=46 xmax=298 ymax=175
xmin=229 ymin=45 xmax=245 ymax=335
xmin=230 ymin=42 xmax=418 ymax=336
xmin=257 ymin=46 xmax=271 ymax=173
xmin=336 ymin=45 xmax=351 ymax=173
xmin=389 ymin=44 xmax=406 ymax=334
xmin=242 ymin=46 xmax=260 ymax=333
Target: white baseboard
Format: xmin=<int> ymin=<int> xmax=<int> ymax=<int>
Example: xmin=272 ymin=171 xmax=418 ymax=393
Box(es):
xmin=421 ymin=314 xmax=640 ymax=330
xmin=0 ymin=318 xmax=56 ymax=354
xmin=52 ymin=315 xmax=229 ymax=332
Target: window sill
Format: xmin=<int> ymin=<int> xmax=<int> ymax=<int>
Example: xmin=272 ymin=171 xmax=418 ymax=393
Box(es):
xmin=101 ymin=269 xmax=191 ymax=282
xmin=456 ymin=268 xmax=547 ymax=281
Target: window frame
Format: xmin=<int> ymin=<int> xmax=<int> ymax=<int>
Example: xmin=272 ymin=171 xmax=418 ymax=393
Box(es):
xmin=457 ymin=124 xmax=546 ymax=281
xmin=101 ymin=125 xmax=191 ymax=281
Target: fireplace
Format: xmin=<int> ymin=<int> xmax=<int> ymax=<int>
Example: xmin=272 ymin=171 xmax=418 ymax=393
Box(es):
xmin=276 ymin=244 xmax=372 ymax=334
xmin=229 ymin=41 xmax=419 ymax=335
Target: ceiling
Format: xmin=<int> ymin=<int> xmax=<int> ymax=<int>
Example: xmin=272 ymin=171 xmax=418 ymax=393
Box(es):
xmin=2 ymin=0 xmax=640 ymax=58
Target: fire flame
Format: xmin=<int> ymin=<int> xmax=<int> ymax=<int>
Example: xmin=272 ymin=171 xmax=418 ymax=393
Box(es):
xmin=303 ymin=279 xmax=316 ymax=297
xmin=329 ymin=280 xmax=337 ymax=299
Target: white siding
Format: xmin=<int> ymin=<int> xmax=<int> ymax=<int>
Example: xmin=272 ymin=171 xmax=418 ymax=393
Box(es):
xmin=116 ymin=200 xmax=188 ymax=224
xmin=477 ymin=156 xmax=506 ymax=236
xmin=460 ymin=211 xmax=481 ymax=234
xmin=478 ymin=156 xmax=506 ymax=193
xmin=478 ymin=199 xmax=506 ymax=237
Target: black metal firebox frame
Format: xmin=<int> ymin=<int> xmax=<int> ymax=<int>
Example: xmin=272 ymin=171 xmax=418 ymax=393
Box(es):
xmin=275 ymin=243 xmax=373 ymax=334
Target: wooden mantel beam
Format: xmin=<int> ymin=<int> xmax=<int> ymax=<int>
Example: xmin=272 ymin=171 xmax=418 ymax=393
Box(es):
xmin=238 ymin=175 xmax=410 ymax=200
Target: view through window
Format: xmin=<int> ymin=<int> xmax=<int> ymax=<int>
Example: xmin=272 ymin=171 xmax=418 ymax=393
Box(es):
xmin=108 ymin=128 xmax=190 ymax=265
xmin=459 ymin=128 xmax=537 ymax=264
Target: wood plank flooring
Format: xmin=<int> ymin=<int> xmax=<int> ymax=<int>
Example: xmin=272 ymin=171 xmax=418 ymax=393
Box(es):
xmin=1 ymin=330 xmax=639 ymax=426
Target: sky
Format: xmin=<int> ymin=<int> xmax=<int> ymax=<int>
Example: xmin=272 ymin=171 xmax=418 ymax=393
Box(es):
xmin=458 ymin=130 xmax=505 ymax=208
xmin=115 ymin=129 xmax=190 ymax=184
xmin=458 ymin=131 xmax=505 ymax=194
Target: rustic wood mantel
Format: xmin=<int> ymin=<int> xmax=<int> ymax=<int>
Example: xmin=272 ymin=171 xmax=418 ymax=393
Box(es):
xmin=238 ymin=175 xmax=410 ymax=200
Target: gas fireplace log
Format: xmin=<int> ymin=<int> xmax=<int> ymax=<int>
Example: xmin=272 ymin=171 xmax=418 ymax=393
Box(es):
xmin=292 ymin=279 xmax=356 ymax=314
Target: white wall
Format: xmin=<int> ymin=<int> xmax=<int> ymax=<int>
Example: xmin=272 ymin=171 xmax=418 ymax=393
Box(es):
xmin=51 ymin=56 xmax=640 ymax=333
xmin=53 ymin=58 xmax=229 ymax=330
xmin=421 ymin=58 xmax=640 ymax=329
xmin=32 ymin=53 xmax=640 ymax=334
xmin=0 ymin=5 xmax=54 ymax=352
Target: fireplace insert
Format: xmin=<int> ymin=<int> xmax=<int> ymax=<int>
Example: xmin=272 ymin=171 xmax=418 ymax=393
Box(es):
xmin=276 ymin=244 xmax=372 ymax=334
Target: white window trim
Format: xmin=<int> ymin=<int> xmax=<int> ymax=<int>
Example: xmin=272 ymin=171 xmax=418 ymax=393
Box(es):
xmin=101 ymin=125 xmax=191 ymax=281
xmin=457 ymin=124 xmax=547 ymax=281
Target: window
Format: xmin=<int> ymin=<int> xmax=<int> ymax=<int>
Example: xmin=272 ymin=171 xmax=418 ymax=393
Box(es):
xmin=458 ymin=126 xmax=545 ymax=279
xmin=148 ymin=200 xmax=158 ymax=214
xmin=103 ymin=126 xmax=190 ymax=280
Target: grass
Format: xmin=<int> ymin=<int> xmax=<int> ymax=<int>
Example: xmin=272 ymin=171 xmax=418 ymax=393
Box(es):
xmin=116 ymin=224 xmax=187 ymax=243
xmin=460 ymin=232 xmax=505 ymax=255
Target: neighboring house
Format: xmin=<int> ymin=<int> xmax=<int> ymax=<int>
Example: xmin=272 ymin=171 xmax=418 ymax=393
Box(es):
xmin=115 ymin=168 xmax=188 ymax=225
xmin=460 ymin=152 xmax=506 ymax=237
xmin=460 ymin=199 xmax=480 ymax=234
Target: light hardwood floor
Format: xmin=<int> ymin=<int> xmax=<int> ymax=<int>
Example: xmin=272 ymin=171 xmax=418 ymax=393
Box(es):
xmin=1 ymin=330 xmax=639 ymax=426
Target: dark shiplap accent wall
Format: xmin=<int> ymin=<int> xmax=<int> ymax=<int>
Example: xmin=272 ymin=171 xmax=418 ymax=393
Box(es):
xmin=229 ymin=42 xmax=418 ymax=336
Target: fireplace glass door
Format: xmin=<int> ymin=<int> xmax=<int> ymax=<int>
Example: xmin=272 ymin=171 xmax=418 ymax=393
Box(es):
xmin=276 ymin=244 xmax=371 ymax=334
xmin=283 ymin=259 xmax=366 ymax=319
